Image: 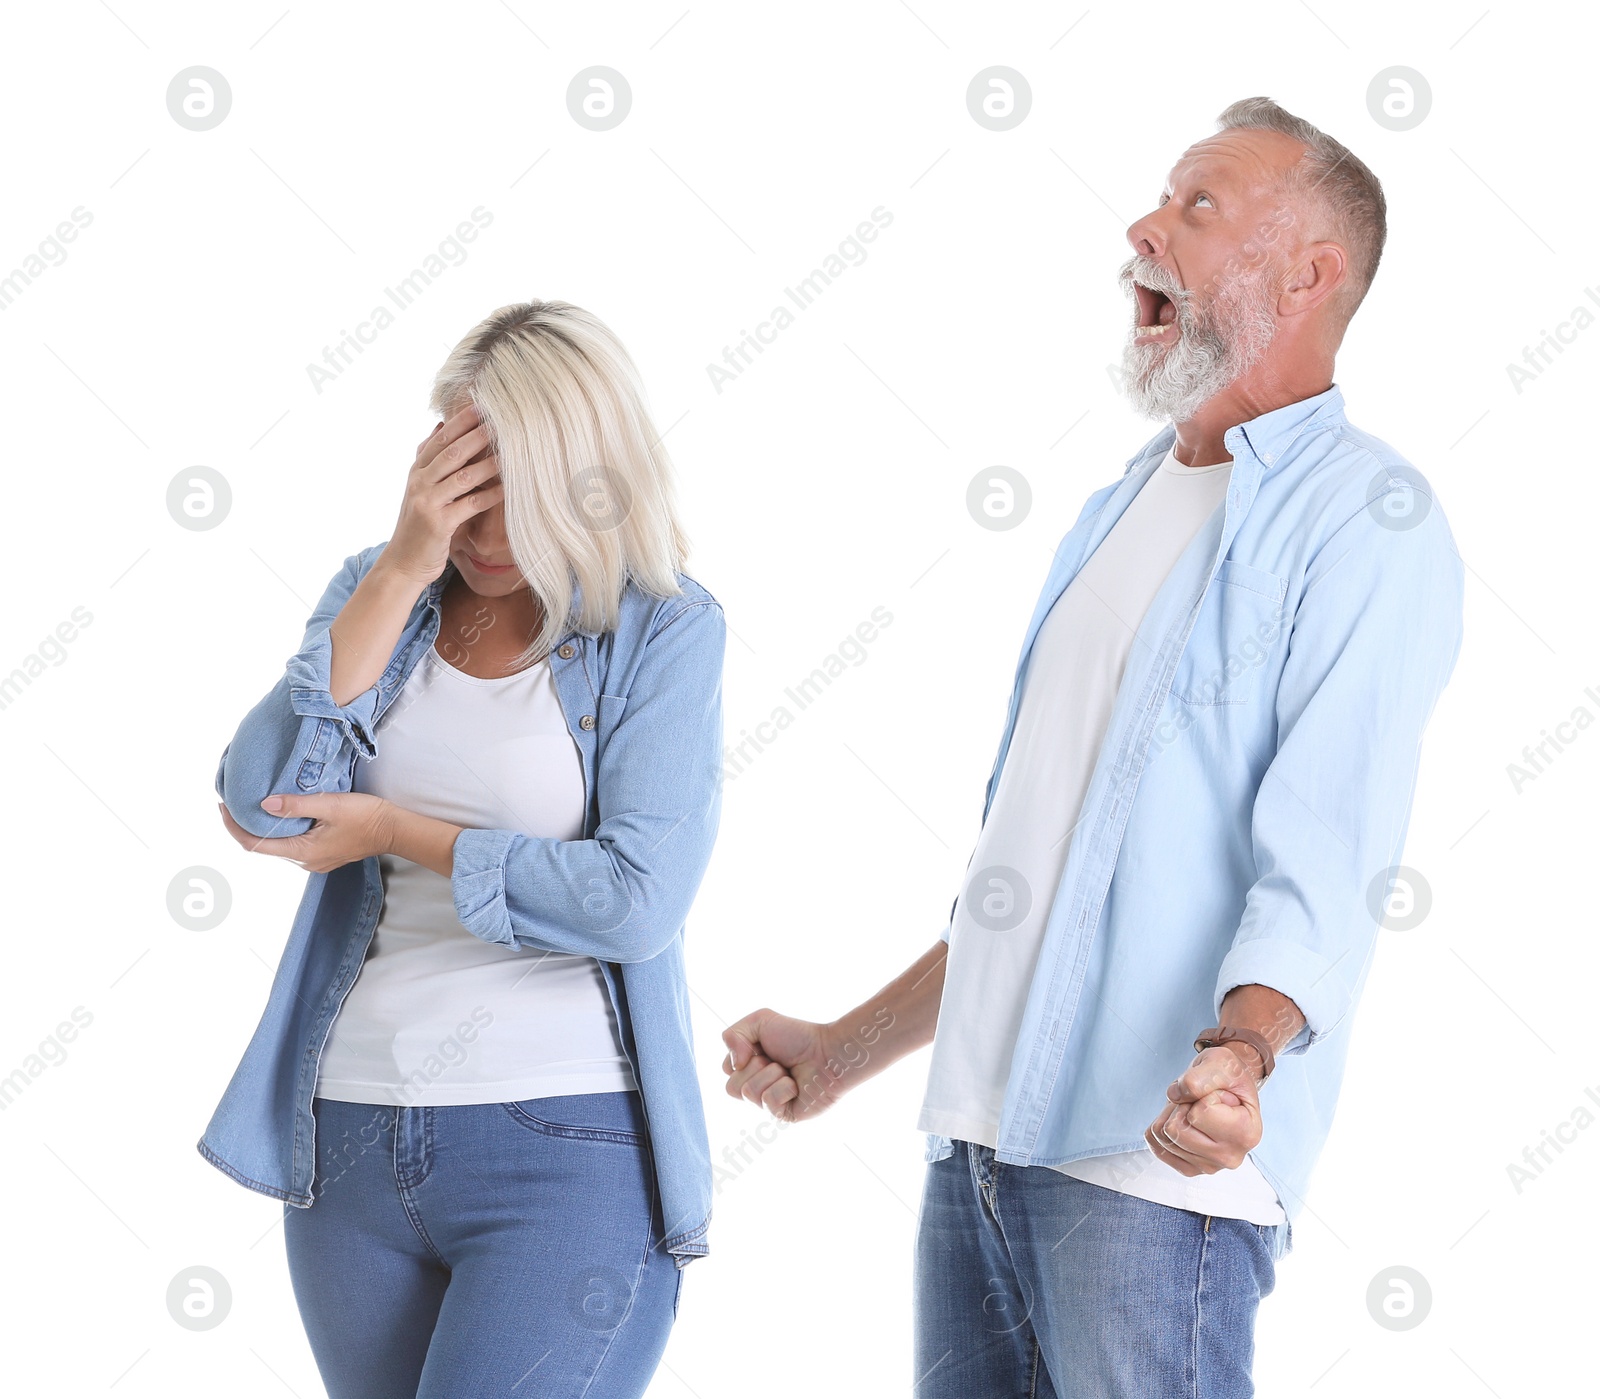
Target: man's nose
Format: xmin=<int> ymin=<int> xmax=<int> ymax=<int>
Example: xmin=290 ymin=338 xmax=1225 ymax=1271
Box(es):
xmin=1125 ymin=208 xmax=1169 ymax=259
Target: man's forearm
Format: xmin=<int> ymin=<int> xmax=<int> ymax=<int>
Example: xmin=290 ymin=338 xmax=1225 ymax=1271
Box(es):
xmin=823 ymin=939 xmax=948 ymax=1085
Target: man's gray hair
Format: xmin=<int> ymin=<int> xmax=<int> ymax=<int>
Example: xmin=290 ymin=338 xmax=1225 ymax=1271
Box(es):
xmin=1216 ymin=96 xmax=1387 ymax=323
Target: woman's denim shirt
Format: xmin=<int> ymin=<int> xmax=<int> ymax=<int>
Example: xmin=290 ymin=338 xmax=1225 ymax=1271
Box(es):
xmin=198 ymin=546 xmax=726 ymax=1268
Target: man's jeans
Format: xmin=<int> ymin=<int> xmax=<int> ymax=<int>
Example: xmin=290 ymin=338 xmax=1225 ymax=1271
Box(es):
xmin=914 ymin=1141 xmax=1291 ymax=1398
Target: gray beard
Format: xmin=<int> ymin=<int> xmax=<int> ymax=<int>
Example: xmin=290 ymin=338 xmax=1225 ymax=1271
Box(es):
xmin=1120 ymin=273 xmax=1279 ymax=422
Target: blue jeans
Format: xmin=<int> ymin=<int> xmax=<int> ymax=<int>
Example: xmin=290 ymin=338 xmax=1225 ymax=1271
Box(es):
xmin=283 ymin=1091 xmax=681 ymax=1398
xmin=914 ymin=1141 xmax=1291 ymax=1398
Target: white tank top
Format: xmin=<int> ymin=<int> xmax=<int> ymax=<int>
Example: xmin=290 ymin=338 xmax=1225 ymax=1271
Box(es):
xmin=313 ymin=641 xmax=637 ymax=1106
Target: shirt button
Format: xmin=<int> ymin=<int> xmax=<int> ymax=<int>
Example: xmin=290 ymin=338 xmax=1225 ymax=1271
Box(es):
xmin=557 ymin=643 xmax=575 ymax=659
xmin=579 ymin=714 xmax=596 ymax=731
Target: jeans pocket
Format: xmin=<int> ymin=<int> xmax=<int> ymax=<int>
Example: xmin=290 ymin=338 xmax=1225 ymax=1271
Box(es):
xmin=501 ymin=1089 xmax=647 ymax=1144
xmin=1253 ymin=1219 xmax=1291 ymax=1262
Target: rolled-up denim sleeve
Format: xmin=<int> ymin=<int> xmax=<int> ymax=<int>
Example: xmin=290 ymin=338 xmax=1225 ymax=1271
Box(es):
xmin=215 ymin=544 xmax=387 ymax=840
xmin=450 ymin=597 xmax=726 ymax=964
xmin=1214 ymin=479 xmax=1465 ymax=1054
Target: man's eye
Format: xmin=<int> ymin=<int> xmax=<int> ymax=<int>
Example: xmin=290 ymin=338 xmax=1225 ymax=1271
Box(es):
xmin=1195 ymin=193 xmax=1215 ymax=208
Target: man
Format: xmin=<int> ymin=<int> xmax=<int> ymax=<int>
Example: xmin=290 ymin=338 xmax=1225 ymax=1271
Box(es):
xmin=721 ymin=96 xmax=1465 ymax=1396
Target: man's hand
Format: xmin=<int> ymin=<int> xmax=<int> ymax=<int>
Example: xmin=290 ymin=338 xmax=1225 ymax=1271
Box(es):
xmin=722 ymin=1009 xmax=855 ymax=1124
xmin=218 ymin=792 xmax=394 ymax=874
xmin=1144 ymin=1044 xmax=1264 ymax=1176
xmin=720 ymin=941 xmax=945 ymax=1124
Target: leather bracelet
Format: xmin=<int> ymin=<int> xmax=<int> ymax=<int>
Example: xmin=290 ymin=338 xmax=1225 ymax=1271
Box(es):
xmin=1193 ymin=1025 xmax=1275 ymax=1083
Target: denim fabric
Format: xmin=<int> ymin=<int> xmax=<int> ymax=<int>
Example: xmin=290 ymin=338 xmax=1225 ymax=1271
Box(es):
xmin=926 ymin=384 xmax=1465 ymax=1226
xmin=914 ymin=1141 xmax=1286 ymax=1398
xmin=199 ymin=549 xmax=725 ymax=1266
xmin=285 ymin=1091 xmax=681 ymax=1398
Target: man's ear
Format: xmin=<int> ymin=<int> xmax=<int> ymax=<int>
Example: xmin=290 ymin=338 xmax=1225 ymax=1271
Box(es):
xmin=1279 ymin=241 xmax=1348 ymax=318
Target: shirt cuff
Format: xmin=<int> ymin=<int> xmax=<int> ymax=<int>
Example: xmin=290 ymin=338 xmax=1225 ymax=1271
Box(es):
xmin=450 ymin=826 xmax=521 ymax=949
xmin=283 ymin=625 xmax=381 ymax=759
xmin=1213 ymin=937 xmax=1345 ymax=1056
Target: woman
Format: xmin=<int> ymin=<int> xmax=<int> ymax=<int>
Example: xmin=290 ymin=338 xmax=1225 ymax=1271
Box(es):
xmin=199 ymin=300 xmax=725 ymax=1397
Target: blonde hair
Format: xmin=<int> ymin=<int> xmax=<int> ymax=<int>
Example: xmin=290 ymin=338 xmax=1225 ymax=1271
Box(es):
xmin=428 ymin=300 xmax=689 ymax=667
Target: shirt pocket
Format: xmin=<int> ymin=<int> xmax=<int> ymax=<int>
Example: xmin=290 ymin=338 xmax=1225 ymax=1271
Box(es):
xmin=1170 ymin=559 xmax=1289 ymax=706
xmin=597 ymin=692 xmax=629 ymax=730
xmin=592 ymin=692 xmax=629 ymax=762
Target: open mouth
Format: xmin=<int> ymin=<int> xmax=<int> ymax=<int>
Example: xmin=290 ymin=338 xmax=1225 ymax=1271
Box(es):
xmin=1133 ymin=281 xmax=1180 ymax=341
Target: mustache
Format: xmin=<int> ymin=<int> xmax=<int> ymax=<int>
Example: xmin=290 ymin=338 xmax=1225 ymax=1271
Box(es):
xmin=1118 ymin=256 xmax=1193 ymax=308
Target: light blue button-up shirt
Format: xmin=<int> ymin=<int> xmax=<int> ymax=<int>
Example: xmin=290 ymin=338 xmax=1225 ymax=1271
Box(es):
xmin=200 ymin=550 xmax=726 ymax=1267
xmin=927 ymin=384 xmax=1464 ymax=1231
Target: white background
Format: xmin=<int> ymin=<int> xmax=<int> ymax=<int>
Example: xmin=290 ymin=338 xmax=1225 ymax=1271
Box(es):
xmin=1 ymin=1 xmax=1593 ymax=1394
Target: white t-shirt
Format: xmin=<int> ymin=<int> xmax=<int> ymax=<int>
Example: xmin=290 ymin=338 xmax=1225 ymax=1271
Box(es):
xmin=917 ymin=447 xmax=1286 ymax=1226
xmin=313 ymin=641 xmax=637 ymax=1107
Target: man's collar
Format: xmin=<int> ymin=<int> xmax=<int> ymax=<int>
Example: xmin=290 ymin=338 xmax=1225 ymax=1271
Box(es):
xmin=1129 ymin=381 xmax=1347 ymax=474
xmin=1227 ymin=382 xmax=1346 ymax=467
